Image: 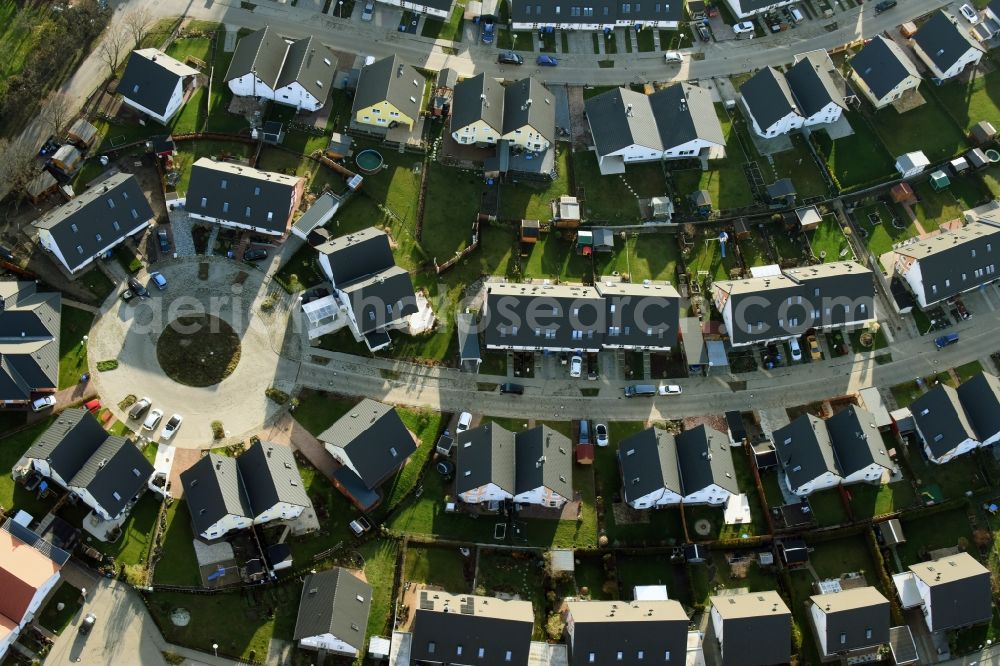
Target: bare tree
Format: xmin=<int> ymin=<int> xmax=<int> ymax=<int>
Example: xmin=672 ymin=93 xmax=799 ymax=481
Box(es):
xmin=99 ymin=25 xmax=130 ymax=77
xmin=42 ymin=92 xmax=74 ymax=138
xmin=122 ymin=7 xmax=154 ymax=50
xmin=0 ymin=135 xmax=43 ymax=198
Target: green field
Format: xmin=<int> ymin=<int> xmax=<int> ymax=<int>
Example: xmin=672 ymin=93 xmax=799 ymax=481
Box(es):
xmin=868 ymin=84 xmax=967 ymax=163
xmin=808 ymin=215 xmax=852 ymax=262
xmin=152 ymin=500 xmax=201 ymax=586
xmin=59 ymin=306 xmax=95 ymax=389
xmin=854 ymin=201 xmax=921 ymax=260
xmin=933 ymin=66 xmax=1000 ymax=133
xmin=813 ymin=111 xmax=896 ymax=190
xmin=673 ymin=106 xmax=754 ymax=210
xmin=500 ymin=146 xmax=571 ymax=221
xmin=572 ymin=151 xmax=667 ymax=222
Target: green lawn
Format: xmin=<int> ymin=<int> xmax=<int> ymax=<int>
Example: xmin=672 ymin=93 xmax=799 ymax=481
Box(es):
xmin=808 ymin=534 xmax=878 ymax=580
xmin=636 ymin=27 xmax=655 ymax=51
xmin=500 ymin=145 xmax=571 ymax=221
xmin=421 ymin=3 xmax=465 ymax=41
xmin=87 ymin=494 xmax=161 ymax=584
xmin=955 ymin=360 xmax=984 ymax=383
xmin=573 ymin=555 xmax=615 ymax=599
xmin=808 ymin=215 xmax=852 ymax=262
xmin=807 ymin=489 xmax=851 ymax=526
xmin=911 ymin=175 xmax=990 ymax=225
xmin=572 ymin=150 xmax=667 ymax=222
xmin=846 ymin=480 xmax=916 ymax=520
xmin=476 ymin=550 xmax=546 ymax=639
xmin=813 ymin=111 xmax=896 ymax=190
xmin=672 ymin=106 xmax=754 ymax=210
xmin=868 ymin=84 xmax=967 ymax=162
xmin=379 ymin=409 xmax=445 ymax=514
xmin=152 ymin=500 xmax=201 ymax=587
xmin=855 ymin=201 xmax=921 ymax=260
xmin=684 ymin=228 xmax=740 ymax=282
xmin=765 ymin=134 xmax=830 ymax=200
xmin=361 ymin=538 xmax=400 ymax=640
xmin=403 ymin=544 xmax=471 ymax=593
xmin=171 ymin=140 xmax=251 ymax=196
xmin=984 ymin=165 xmax=1000 ymax=199
xmin=616 ymin=555 xmax=678 ymax=600
xmin=422 ymin=163 xmax=484 ymax=264
xmin=896 ymin=508 xmax=977 ymax=568
xmin=37 ymin=583 xmax=82 ymax=635
xmin=688 ymin=551 xmax=780 ymax=607
xmin=78 ymin=266 xmax=116 ymax=304
xmin=0 ymin=418 xmax=58 ymax=517
xmin=148 ymin=590 xmax=276 ymax=661
xmin=931 ymin=66 xmax=1000 ymax=133
xmin=287 ymin=463 xmax=356 ymax=568
xmin=273 ymin=241 xmax=324 ymax=293
xmin=58 ymin=305 xmax=95 ymax=389
xmin=204 ymin=29 xmax=249 ymax=134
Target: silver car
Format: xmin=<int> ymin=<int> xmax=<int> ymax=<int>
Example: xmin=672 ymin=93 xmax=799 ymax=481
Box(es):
xmin=362 ymin=1 xmax=375 ymax=20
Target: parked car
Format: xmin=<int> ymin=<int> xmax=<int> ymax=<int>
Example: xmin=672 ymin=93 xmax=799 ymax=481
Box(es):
xmin=578 ymin=419 xmax=592 ymax=446
xmin=625 ymin=384 xmax=657 ymax=397
xmin=84 ymin=399 xmax=101 ymax=413
xmin=536 ymin=54 xmax=558 ymax=66
xmin=569 ymin=355 xmax=583 ymax=378
xmin=128 ymin=397 xmax=152 ymax=420
xmin=349 ymin=516 xmax=372 ymax=535
xmin=595 ymin=423 xmax=609 ymax=447
xmin=960 ymin=3 xmax=979 ymax=23
xmin=873 ymin=0 xmax=896 ymax=14
xmin=934 ymin=333 xmax=960 ymax=350
xmin=663 ymin=51 xmax=684 ymax=63
xmin=499 ymin=382 xmax=524 ymax=395
xmin=806 ymin=335 xmax=822 ymax=360
xmin=789 ymin=6 xmax=804 ymax=22
xmin=481 ymin=20 xmax=495 ymax=43
xmin=658 ymin=384 xmax=682 ymax=395
xmin=127 ymin=277 xmax=149 ymax=299
xmin=157 ymin=228 xmax=170 ymax=253
xmin=733 ymin=21 xmax=754 ymax=33
xmin=120 ymin=288 xmax=135 ymax=302
xmin=498 ymin=51 xmax=524 ymax=65
xmin=789 ymin=338 xmax=803 ymax=362
xmin=696 ymin=23 xmax=711 ymax=41
xmin=79 ymin=613 xmax=96 ymax=635
xmin=31 ymin=395 xmax=56 ymax=412
xmin=243 ymin=248 xmax=268 ymax=262
xmin=142 ymin=408 xmax=163 ymax=431
xmin=766 ymin=343 xmax=783 ymax=364
xmin=457 ymin=411 xmax=473 ymax=432
xmin=161 ymin=414 xmax=183 ymax=440
xmin=149 ymin=271 xmax=167 ymax=290
xmin=361 ymin=0 xmax=374 ymax=20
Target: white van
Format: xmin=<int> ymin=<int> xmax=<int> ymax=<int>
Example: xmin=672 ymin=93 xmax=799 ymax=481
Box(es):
xmin=664 ymin=51 xmax=684 ymax=63
xmin=790 ymin=6 xmax=804 ymax=22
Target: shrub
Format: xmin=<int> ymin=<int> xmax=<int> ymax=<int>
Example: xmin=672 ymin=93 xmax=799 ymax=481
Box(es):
xmin=211 ymin=420 xmax=225 ymax=440
xmin=118 ymin=394 xmax=137 ymax=410
xmin=265 ymin=387 xmax=289 ymax=404
xmin=97 ymin=360 xmax=119 ymax=372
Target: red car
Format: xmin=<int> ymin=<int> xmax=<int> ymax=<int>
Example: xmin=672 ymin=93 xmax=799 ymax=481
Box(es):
xmin=84 ymin=399 xmax=102 ymax=414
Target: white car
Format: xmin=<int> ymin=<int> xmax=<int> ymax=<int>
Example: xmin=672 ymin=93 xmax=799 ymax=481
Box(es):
xmin=161 ymin=414 xmax=183 ymax=440
xmin=570 ymin=355 xmax=583 ymax=378
xmin=457 ymin=411 xmax=473 ymax=432
xmin=733 ymin=21 xmax=755 ymax=34
xmin=142 ymin=408 xmax=163 ymax=431
xmin=362 ymin=1 xmax=375 ymax=20
xmin=595 ymin=423 xmax=609 ymax=447
xmin=658 ymin=384 xmax=682 ymax=395
xmin=789 ymin=338 xmax=803 ymax=362
xmin=960 ymin=3 xmax=979 ymax=23
xmin=31 ymin=395 xmax=57 ymax=412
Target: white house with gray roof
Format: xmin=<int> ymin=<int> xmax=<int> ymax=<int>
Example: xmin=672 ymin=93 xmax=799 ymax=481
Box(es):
xmin=118 ymin=48 xmax=199 ymax=124
xmin=809 ymin=587 xmax=890 ymax=661
xmin=513 ymin=425 xmax=573 ymax=507
xmin=911 ymin=11 xmax=985 ymax=82
xmin=905 ymin=552 xmax=992 ymax=633
xmin=376 ymin=0 xmax=452 ymax=18
xmin=774 ymin=414 xmax=843 ymax=497
xmin=710 ymin=591 xmax=791 ymax=666
xmin=293 ymin=567 xmax=372 ymax=655
xmin=502 ymin=77 xmax=555 ymax=152
xmin=786 ymin=51 xmax=848 ymax=127
xmin=957 ymin=371 xmax=1000 ymax=446
xmin=511 ymin=0 xmax=681 ymax=31
xmin=724 ymin=0 xmax=794 ymax=18
xmin=849 ymin=36 xmax=922 ymax=109
xmin=676 ymin=424 xmax=739 ymax=505
xmin=33 ymin=173 xmax=154 ymax=274
xmin=618 ymin=427 xmax=683 ymax=509
xmin=739 ymin=67 xmax=804 ymax=138
xmin=225 ymin=27 xmax=337 ymax=111
xmin=0 ymin=282 xmax=59 ymax=409
xmin=826 ymin=406 xmax=894 ymax=485
xmin=911 ymin=384 xmax=980 ymax=464
xmin=450 ymin=73 xmax=505 ymax=146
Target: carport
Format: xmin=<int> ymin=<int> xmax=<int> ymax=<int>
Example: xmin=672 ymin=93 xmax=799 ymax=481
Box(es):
xmin=456 ymin=313 xmax=481 ymax=373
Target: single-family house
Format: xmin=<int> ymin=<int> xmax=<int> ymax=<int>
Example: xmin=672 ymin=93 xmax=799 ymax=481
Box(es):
xmin=513 ymin=425 xmax=574 ymax=507
xmin=775 ymin=415 xmax=843 ymax=497
xmin=595 ymin=281 xmax=681 ymax=351
xmin=184 ymin=158 xmax=304 ymax=236
xmin=450 ymin=73 xmax=504 ymax=146
xmin=739 ymin=67 xmax=803 ymax=138
xmin=511 ymin=0 xmax=681 ymax=30
xmin=317 ymin=399 xmax=417 ymax=511
xmin=911 ymin=385 xmax=980 ymax=464
xmin=351 ymin=55 xmax=425 ymax=132
xmin=225 ymin=27 xmax=337 ymax=111
xmin=786 ymin=51 xmax=847 ymax=127
xmin=564 ymin=600 xmax=689 ymax=665
xmin=723 ymin=0 xmax=795 ymax=19
xmin=809 ymin=587 xmax=890 ymax=661
xmin=19 ymin=408 xmax=154 ymax=523
xmin=410 ymin=591 xmax=534 ymax=664
xmin=826 ymin=406 xmax=894 ymax=485
xmin=675 ymin=425 xmax=739 ymax=505
xmin=293 ymin=567 xmax=372 ymax=656
xmin=118 ymin=48 xmax=199 ymax=124
xmin=618 ymin=427 xmax=683 ymax=509
xmin=0 ymin=520 xmax=69 ymax=660
xmin=455 ymin=422 xmax=516 ymax=505
xmin=650 ymin=82 xmax=727 ymax=160
xmin=376 ymin=0 xmax=453 ymax=19
xmin=502 ymin=77 xmax=555 ymax=152
xmin=892 ymin=215 xmax=1000 ymax=308
xmin=709 ymin=591 xmax=791 ymax=666
xmin=33 ymin=173 xmax=154 ymax=274
xmin=0 ymin=282 xmax=60 ymax=410
xmin=956 ymin=371 xmax=1000 ymax=446
xmin=907 ymin=553 xmax=992 ymax=632
xmin=236 ymin=442 xmax=312 ymax=525
xmin=911 ymin=11 xmax=985 ymax=82
xmin=713 ymin=262 xmax=876 ymax=347
xmin=849 ymin=36 xmax=922 ymax=109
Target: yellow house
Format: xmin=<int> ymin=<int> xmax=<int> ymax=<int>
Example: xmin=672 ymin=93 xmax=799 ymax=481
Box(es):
xmin=351 ymin=55 xmax=425 ymax=131
xmin=501 ymin=77 xmax=555 ymax=152
xmin=450 ymin=73 xmax=504 ymax=146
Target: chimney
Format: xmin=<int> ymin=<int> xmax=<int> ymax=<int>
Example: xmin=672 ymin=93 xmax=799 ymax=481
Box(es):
xmin=626 ymin=104 xmax=633 ymax=117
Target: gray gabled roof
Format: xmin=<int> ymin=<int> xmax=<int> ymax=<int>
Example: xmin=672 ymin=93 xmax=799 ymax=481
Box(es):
xmin=913 ymin=11 xmax=984 ymax=75
xmin=225 ymin=27 xmax=289 ymax=89
xmin=118 ymin=49 xmax=198 ymax=117
xmin=186 ymin=158 xmax=301 ymax=234
xmin=711 ymin=591 xmax=791 ymax=666
xmin=786 ymin=52 xmax=846 ymax=118
xmin=0 ymin=282 xmax=59 ymax=401
xmin=851 ymin=36 xmax=920 ymax=101
xmin=32 ymin=173 xmax=154 ymax=272
xmin=909 ymin=552 xmax=992 ymax=630
xmin=595 ymin=281 xmax=680 ymax=349
xmin=456 ymin=313 xmax=481 ymax=362
xmin=740 ymin=67 xmax=800 ymax=133
xmin=502 ymin=77 xmax=555 ymax=144
xmin=68 ymin=436 xmax=152 ymax=519
xmin=293 ymin=567 xmax=372 ymax=647
xmin=565 ymin=600 xmax=688 ymax=665
xmin=585 ymin=87 xmax=662 ymax=157
xmin=675 ymin=424 xmax=739 ymax=496
xmin=514 ymin=425 xmax=573 ymax=499
xmin=775 ymin=415 xmax=840 ymax=489
xmin=618 ymin=427 xmax=681 ymax=503
xmin=275 ymin=36 xmax=337 ymax=102
xmin=236 ymin=442 xmax=310 ymax=517
xmin=352 ymin=55 xmax=424 ymax=122
xmin=956 ymin=372 xmax=1000 ymax=442
xmin=483 ymin=282 xmax=605 ymax=350
xmin=410 ymin=592 xmax=534 ymax=664
xmin=912 ymin=384 xmax=979 ymax=458
xmin=649 ymin=82 xmax=725 ymax=151
xmin=455 ymin=421 xmax=517 ymax=495
xmin=317 ymin=399 xmax=416 ymax=489
xmin=826 ymin=406 xmax=893 ymax=477
xmin=451 ymin=73 xmax=504 ymax=135
xmin=894 ymin=220 xmax=1000 ymax=305
xmin=23 ymin=408 xmax=108 ymax=484
xmin=316 ymin=227 xmax=396 ymax=286
xmin=811 ymin=587 xmax=889 ymax=653
xmin=179 ymin=454 xmax=251 ymax=536
xmin=339 ymin=265 xmax=419 ymax=335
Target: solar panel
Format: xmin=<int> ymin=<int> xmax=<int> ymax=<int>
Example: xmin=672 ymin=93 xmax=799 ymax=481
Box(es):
xmin=419 ymin=590 xmax=434 ymax=611
xmin=460 ymin=597 xmax=475 ymax=615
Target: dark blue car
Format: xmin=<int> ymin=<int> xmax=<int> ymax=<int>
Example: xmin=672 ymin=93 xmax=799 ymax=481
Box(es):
xmin=536 ymin=54 xmax=558 ymax=66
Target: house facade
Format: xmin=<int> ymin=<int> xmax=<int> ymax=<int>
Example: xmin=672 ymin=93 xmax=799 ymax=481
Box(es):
xmin=724 ymin=0 xmax=794 ymax=19
xmin=911 ymin=385 xmax=981 ymax=464
xmin=293 ymin=567 xmax=372 ymax=656
xmin=739 ymin=67 xmax=804 ymax=138
xmin=118 ymin=48 xmax=199 ymax=124
xmin=450 ymin=73 xmax=504 ymax=146
xmin=676 ymin=425 xmax=739 ymax=505
xmin=911 ymin=11 xmax=985 ymax=81
xmin=618 ymin=427 xmax=683 ymax=509
xmin=849 ymin=36 xmax=922 ymax=109
xmin=809 ymin=587 xmax=889 ymax=661
xmin=409 ymin=591 xmax=534 ymax=664
xmin=376 ymin=0 xmax=452 ymax=19
xmin=511 ymin=0 xmax=682 ymax=30
xmin=709 ymin=591 xmax=791 ymax=666
xmin=775 ymin=415 xmax=843 ymax=497
xmin=351 ymin=55 xmax=425 ymax=132
xmin=0 ymin=282 xmax=60 ymax=410
xmin=564 ymin=600 xmax=689 ymax=665
xmin=908 ymin=553 xmax=992 ymax=632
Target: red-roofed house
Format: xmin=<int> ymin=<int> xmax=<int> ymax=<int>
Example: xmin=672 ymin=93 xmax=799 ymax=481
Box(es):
xmin=0 ymin=522 xmax=67 ymax=659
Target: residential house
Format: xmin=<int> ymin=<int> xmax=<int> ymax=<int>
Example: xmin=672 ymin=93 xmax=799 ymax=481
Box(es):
xmin=908 ymin=553 xmax=992 ymax=632
xmin=809 ymin=587 xmax=889 ymax=661
xmin=675 ymin=425 xmax=739 ymax=505
xmin=450 ymin=73 xmax=504 ymax=146
xmin=849 ymin=36 xmax=922 ymax=109
xmin=0 ymin=282 xmax=60 ymax=410
xmin=376 ymin=0 xmax=452 ymax=19
xmin=595 ymin=281 xmax=681 ymax=351
xmin=313 ymin=227 xmax=419 ymax=351
xmin=351 ymin=55 xmax=425 ymax=132
xmin=826 ymin=406 xmax=894 ymax=485
xmin=618 ymin=427 xmax=683 ymax=509
xmin=184 ymin=158 xmax=304 ymax=236
xmin=118 ymin=48 xmax=199 ymax=124
xmin=225 ymin=27 xmax=337 ymax=111
xmin=0 ymin=520 xmax=69 ymax=660
xmin=723 ymin=0 xmax=795 ymax=19
xmin=564 ymin=600 xmax=688 ymax=665
xmin=713 ymin=262 xmax=876 ymax=347
xmin=33 ymin=173 xmax=154 ymax=274
xmin=988 ymin=0 xmax=1000 ymax=25
xmin=649 ymin=83 xmax=726 ymax=160
xmin=293 ymin=567 xmax=372 ymax=656
xmin=911 ymin=385 xmax=980 ymax=464
xmin=317 ymin=399 xmax=417 ymax=511
xmin=709 ymin=591 xmax=791 ymax=666
xmin=775 ymin=415 xmax=843 ymax=497
xmin=739 ymin=67 xmax=803 ymax=138
xmin=956 ymin=371 xmax=1000 ymax=446
xmin=501 ymin=77 xmax=554 ymax=152
xmin=911 ymin=11 xmax=985 ymax=82
xmin=511 ymin=0 xmax=681 ymax=30
xmin=786 ymin=51 xmax=847 ymax=127
xmin=236 ymin=442 xmax=312 ymax=525
xmin=892 ymin=214 xmax=1000 ymax=308
xmin=19 ymin=408 xmax=154 ymax=523
xmin=409 ymin=591 xmax=534 ymax=664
